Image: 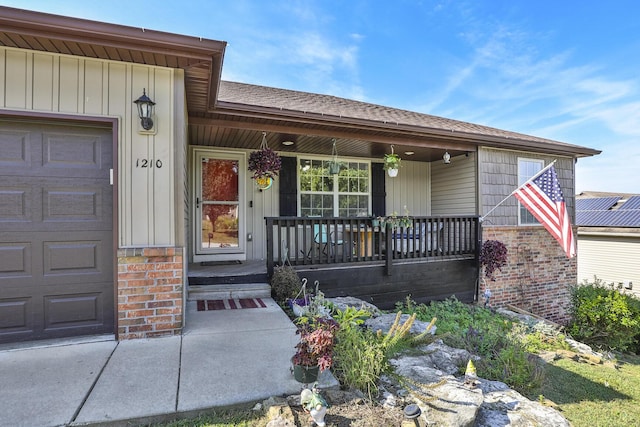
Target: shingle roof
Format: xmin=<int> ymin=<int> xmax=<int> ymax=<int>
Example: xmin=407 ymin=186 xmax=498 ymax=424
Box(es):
xmin=218 ymin=80 xmax=600 ymax=156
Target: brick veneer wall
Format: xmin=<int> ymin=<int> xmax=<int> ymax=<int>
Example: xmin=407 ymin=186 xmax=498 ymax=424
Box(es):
xmin=117 ymin=247 xmax=184 ymax=339
xmin=480 ymin=226 xmax=576 ymax=324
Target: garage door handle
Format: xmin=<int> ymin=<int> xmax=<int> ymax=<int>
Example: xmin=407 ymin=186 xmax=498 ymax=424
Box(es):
xmin=196 ymin=197 xmax=200 ymax=208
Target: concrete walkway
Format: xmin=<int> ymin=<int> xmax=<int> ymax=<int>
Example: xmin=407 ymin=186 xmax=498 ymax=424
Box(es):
xmin=0 ymin=298 xmax=335 ymax=427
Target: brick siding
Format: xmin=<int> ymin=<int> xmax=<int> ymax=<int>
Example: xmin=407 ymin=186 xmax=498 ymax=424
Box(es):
xmin=117 ymin=247 xmax=184 ymax=339
xmin=480 ymin=226 xmax=576 ymax=324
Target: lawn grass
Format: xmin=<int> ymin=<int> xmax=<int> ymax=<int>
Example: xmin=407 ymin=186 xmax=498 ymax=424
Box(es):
xmin=526 ymin=352 xmax=640 ymax=427
xmin=150 ymin=409 xmax=259 ymax=427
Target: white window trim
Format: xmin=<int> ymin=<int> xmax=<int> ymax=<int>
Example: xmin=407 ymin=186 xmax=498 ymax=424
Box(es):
xmin=517 ymin=157 xmax=545 ymax=226
xmin=297 ymin=155 xmax=372 ymax=217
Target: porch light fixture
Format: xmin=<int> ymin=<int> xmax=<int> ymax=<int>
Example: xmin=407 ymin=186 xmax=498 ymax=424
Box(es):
xmin=443 ymin=151 xmax=451 ymax=164
xmin=134 ymin=88 xmax=155 ymax=130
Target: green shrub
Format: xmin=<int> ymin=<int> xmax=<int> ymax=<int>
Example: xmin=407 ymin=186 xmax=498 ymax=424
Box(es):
xmin=397 ymin=296 xmax=543 ymax=393
xmin=568 ymin=277 xmax=640 ymax=353
xmin=333 ymin=324 xmax=386 ymax=398
xmin=332 ymin=306 xmax=385 ymax=398
xmin=269 ymin=265 xmax=300 ymax=303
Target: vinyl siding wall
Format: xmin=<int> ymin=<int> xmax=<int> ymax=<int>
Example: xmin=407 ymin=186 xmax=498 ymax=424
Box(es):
xmin=431 ymin=152 xmax=477 ymax=215
xmin=577 ymin=233 xmax=640 ymax=298
xmin=385 ymin=159 xmax=431 ymax=217
xmin=0 ymin=46 xmax=184 ymax=248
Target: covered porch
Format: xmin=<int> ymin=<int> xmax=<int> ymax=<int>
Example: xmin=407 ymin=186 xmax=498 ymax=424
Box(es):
xmin=265 ymin=214 xmax=480 ymax=308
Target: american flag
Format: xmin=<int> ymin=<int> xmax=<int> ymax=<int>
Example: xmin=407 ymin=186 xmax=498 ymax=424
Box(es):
xmin=514 ymin=165 xmax=576 ymax=258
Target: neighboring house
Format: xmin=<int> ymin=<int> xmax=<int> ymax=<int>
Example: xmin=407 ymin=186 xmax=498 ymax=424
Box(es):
xmin=576 ymin=191 xmax=640 ymax=298
xmin=0 ymin=6 xmax=600 ymax=345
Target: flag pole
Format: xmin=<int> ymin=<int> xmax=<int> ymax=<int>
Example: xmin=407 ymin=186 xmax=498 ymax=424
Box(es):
xmin=480 ymin=159 xmax=557 ymax=222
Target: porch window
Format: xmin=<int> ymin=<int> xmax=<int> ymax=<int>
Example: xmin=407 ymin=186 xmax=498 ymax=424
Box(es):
xmin=299 ymin=158 xmax=370 ymax=217
xmin=517 ymin=158 xmax=544 ymax=225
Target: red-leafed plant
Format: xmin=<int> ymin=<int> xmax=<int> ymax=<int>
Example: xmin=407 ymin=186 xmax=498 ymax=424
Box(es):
xmin=248 ymin=147 xmax=282 ymax=180
xmin=293 ymin=316 xmax=339 ymax=371
xmin=479 ymin=239 xmax=508 ymax=281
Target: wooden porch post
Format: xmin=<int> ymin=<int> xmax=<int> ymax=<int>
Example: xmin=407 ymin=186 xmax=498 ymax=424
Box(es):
xmin=385 ymin=223 xmax=393 ymax=276
xmin=266 ymin=217 xmax=274 ymax=277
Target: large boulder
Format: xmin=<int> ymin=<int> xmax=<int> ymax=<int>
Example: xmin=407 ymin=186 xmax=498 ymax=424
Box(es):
xmin=475 ymin=380 xmax=570 ymax=427
xmin=365 ymin=313 xmax=437 ymax=336
xmin=326 ymin=296 xmax=382 ymax=317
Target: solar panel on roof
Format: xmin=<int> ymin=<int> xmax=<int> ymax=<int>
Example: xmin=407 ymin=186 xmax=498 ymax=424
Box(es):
xmin=620 ymin=195 xmax=640 ymax=211
xmin=577 ymin=210 xmax=640 ymax=227
xmin=576 ymin=197 xmax=620 ymax=211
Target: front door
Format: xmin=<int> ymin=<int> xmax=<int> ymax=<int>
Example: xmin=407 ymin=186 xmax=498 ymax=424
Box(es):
xmin=193 ymin=149 xmax=246 ymax=262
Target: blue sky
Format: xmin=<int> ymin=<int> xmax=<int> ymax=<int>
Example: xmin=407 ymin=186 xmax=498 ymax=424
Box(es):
xmin=6 ymin=1 xmax=640 ymax=194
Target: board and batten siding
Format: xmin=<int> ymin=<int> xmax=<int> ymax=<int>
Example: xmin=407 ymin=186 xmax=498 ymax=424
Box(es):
xmin=478 ymin=148 xmax=575 ymax=226
xmin=430 ymin=152 xmax=477 ymax=216
xmin=0 ymin=46 xmax=185 ymax=248
xmin=577 ymin=233 xmax=640 ymax=298
xmin=385 ymin=159 xmax=431 ymax=217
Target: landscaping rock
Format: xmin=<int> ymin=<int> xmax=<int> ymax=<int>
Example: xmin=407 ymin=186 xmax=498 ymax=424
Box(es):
xmin=326 ymin=296 xmax=382 ymax=317
xmin=263 ymin=397 xmax=296 ymax=427
xmin=475 ymin=379 xmax=570 ymax=427
xmin=263 ymin=302 xmax=572 ymax=426
xmin=365 ymin=313 xmax=437 ymax=336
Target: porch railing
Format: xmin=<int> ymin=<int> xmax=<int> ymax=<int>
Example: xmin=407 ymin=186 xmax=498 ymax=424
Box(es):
xmin=265 ymin=215 xmax=480 ymax=276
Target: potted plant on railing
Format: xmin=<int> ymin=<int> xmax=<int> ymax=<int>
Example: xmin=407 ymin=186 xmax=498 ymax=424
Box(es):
xmin=383 ymin=146 xmax=401 ymax=178
xmin=292 ymin=316 xmax=339 ymax=383
xmin=248 ymin=132 xmax=282 ymax=190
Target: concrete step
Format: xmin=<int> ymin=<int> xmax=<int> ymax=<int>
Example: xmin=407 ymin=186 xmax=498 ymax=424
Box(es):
xmin=187 ymin=283 xmax=271 ymax=301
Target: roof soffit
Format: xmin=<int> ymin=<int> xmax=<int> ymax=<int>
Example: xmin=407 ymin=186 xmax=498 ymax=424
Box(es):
xmin=0 ymin=6 xmax=226 ymax=112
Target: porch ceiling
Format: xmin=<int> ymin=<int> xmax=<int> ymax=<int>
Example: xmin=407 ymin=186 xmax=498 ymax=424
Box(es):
xmin=188 ymin=114 xmax=470 ymax=163
xmin=0 ymin=6 xmax=226 ymax=114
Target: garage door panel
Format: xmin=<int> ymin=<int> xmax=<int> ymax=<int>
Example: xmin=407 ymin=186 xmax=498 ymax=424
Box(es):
xmin=44 ymin=293 xmax=104 ymax=329
xmin=44 ymin=240 xmax=101 ymax=274
xmin=44 ymin=187 xmax=102 ymax=222
xmin=43 ymin=132 xmax=105 ymax=171
xmin=0 ymin=242 xmax=32 ymax=277
xmin=0 ymin=129 xmax=31 ymax=168
xmin=0 ymin=187 xmax=31 ymax=221
xmin=0 ymin=298 xmax=32 ymax=332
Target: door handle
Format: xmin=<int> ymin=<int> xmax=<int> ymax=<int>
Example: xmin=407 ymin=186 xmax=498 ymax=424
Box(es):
xmin=196 ymin=197 xmax=200 ymax=208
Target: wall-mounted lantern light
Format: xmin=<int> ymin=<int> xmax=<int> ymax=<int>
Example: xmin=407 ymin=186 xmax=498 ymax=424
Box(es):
xmin=134 ymin=89 xmax=155 ymax=131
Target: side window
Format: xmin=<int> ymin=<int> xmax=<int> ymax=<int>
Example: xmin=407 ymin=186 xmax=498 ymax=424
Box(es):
xmin=518 ymin=158 xmax=544 ymax=225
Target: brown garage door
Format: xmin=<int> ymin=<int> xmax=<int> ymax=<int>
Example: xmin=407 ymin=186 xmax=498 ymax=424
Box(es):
xmin=0 ymin=120 xmax=114 ymax=343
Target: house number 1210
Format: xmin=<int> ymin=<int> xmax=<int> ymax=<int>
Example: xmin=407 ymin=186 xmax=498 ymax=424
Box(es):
xmin=135 ymin=158 xmax=163 ymax=168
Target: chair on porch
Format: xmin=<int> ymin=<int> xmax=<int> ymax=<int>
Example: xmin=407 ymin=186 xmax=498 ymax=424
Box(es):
xmin=313 ymin=223 xmax=344 ymax=256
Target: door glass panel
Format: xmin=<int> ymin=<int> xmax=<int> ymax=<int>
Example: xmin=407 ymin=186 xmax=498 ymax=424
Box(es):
xmin=201 ymin=204 xmax=239 ymax=249
xmin=202 ymin=159 xmax=239 ymax=202
xmin=200 ymin=158 xmax=240 ymax=250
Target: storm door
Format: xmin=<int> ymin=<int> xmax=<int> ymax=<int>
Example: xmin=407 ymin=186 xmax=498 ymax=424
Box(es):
xmin=193 ymin=149 xmax=246 ymax=262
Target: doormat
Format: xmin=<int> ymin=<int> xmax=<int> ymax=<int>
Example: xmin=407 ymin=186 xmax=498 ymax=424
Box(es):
xmin=196 ymin=298 xmax=267 ymax=311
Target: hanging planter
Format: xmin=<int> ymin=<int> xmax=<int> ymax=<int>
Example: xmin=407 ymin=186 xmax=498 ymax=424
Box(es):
xmin=248 ymin=132 xmax=282 ymax=189
xmin=328 ymin=138 xmax=341 ymax=175
xmin=383 ymin=145 xmax=401 ymax=177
